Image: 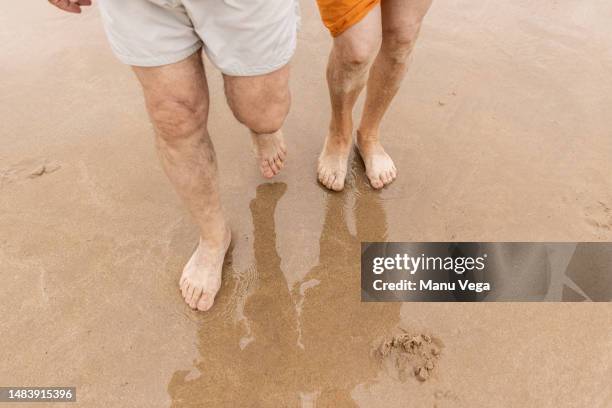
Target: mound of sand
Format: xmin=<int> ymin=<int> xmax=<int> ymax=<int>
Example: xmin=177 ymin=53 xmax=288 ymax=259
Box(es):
xmin=375 ymin=331 xmax=444 ymax=382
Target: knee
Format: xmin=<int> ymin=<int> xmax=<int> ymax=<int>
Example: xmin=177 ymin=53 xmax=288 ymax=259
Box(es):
xmin=382 ymin=23 xmax=422 ymax=63
xmin=336 ymin=38 xmax=379 ymax=70
xmin=148 ymin=96 xmax=207 ymax=143
xmin=230 ymin=90 xmax=290 ymax=134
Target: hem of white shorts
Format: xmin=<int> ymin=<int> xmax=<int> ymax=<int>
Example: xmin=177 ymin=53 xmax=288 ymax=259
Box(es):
xmin=113 ymin=43 xmax=202 ymax=67
xmin=213 ymin=44 xmax=296 ymax=77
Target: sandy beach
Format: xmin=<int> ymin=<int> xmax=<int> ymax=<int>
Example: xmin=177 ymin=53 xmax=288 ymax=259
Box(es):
xmin=1 ymin=0 xmax=611 ymax=407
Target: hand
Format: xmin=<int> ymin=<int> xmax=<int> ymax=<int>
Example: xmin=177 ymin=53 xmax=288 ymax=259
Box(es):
xmin=48 ymin=0 xmax=92 ymax=13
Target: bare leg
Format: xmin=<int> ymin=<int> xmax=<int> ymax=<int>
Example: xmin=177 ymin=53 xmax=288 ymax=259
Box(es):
xmin=133 ymin=52 xmax=230 ymax=312
xmin=356 ymin=0 xmax=433 ymax=188
xmin=224 ymin=65 xmax=291 ymax=178
xmin=317 ymin=6 xmax=382 ymax=191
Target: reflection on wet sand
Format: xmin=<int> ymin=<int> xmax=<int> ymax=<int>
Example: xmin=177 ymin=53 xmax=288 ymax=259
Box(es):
xmin=168 ymin=156 xmax=401 ymax=406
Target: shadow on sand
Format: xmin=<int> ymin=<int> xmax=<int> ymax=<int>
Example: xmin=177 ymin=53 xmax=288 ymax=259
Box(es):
xmin=168 ymin=155 xmax=401 ymax=406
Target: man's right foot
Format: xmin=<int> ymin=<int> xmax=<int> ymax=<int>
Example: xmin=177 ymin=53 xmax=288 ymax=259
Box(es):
xmin=317 ymin=131 xmax=352 ymax=191
xmin=179 ymin=224 xmax=231 ymax=312
xmin=251 ymin=130 xmax=287 ymax=178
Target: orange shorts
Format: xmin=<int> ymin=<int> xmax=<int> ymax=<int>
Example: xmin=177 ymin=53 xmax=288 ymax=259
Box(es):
xmin=316 ymin=0 xmax=380 ymax=37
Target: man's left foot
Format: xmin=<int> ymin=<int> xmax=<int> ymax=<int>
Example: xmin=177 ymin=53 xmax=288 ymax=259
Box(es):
xmin=251 ymin=130 xmax=287 ymax=178
xmin=356 ymin=131 xmax=397 ymax=189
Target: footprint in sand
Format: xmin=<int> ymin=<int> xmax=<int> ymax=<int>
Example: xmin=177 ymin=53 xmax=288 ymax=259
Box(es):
xmin=584 ymin=200 xmax=612 ymax=233
xmin=433 ymin=389 xmax=462 ymax=408
xmin=0 ymin=158 xmax=61 ymax=186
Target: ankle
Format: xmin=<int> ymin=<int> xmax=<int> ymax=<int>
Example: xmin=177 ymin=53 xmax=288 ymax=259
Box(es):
xmin=327 ymin=126 xmax=352 ymax=145
xmin=326 ymin=135 xmax=352 ymax=152
xmin=200 ymin=220 xmax=231 ymax=246
xmin=356 ymin=129 xmax=379 ymax=145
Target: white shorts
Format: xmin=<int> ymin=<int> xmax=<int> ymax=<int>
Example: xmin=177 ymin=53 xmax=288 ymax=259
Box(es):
xmin=98 ymin=0 xmax=300 ymax=76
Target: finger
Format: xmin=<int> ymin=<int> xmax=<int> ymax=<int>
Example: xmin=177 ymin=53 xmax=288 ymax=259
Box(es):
xmin=77 ymin=0 xmax=92 ymax=6
xmin=66 ymin=4 xmax=82 ymax=13
xmin=64 ymin=0 xmax=83 ymax=12
xmin=49 ymin=0 xmax=82 ymax=13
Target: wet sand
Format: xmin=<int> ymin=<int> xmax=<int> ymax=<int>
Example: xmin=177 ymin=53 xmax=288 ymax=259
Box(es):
xmin=1 ymin=1 xmax=612 ymax=407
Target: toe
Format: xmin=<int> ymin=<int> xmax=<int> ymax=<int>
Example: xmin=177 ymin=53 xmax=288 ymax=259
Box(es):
xmin=261 ymin=161 xmax=274 ymax=178
xmin=324 ymin=173 xmax=334 ymax=189
xmin=268 ymin=159 xmax=279 ymax=175
xmin=331 ymin=182 xmax=344 ymax=192
xmin=189 ymin=286 xmax=203 ymax=309
xmin=181 ymin=280 xmax=188 ymax=297
xmin=386 ymin=171 xmax=394 ymax=184
xmin=380 ymin=172 xmax=388 ymax=184
xmin=319 ymin=170 xmax=329 ymax=186
xmin=185 ymin=284 xmax=196 ymax=306
xmin=331 ymin=173 xmax=345 ymax=191
xmin=370 ymin=175 xmax=384 ymax=189
xmin=197 ymin=292 xmax=214 ymax=311
xmin=318 ymin=168 xmax=328 ymax=185
xmin=385 ymin=171 xmax=393 ymax=185
xmin=382 ymin=171 xmax=391 ymax=185
xmin=274 ymin=155 xmax=284 ymax=170
xmin=327 ymin=174 xmax=337 ymax=189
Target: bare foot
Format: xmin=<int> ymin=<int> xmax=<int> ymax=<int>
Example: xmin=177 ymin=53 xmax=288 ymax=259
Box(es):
xmin=251 ymin=130 xmax=287 ymax=178
xmin=356 ymin=131 xmax=397 ymax=189
xmin=317 ymin=131 xmax=352 ymax=191
xmin=179 ymin=225 xmax=231 ymax=311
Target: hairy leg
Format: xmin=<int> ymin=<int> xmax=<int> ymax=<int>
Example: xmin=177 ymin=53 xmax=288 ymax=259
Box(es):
xmin=318 ymin=6 xmax=382 ymax=191
xmin=223 ymin=65 xmax=291 ymax=178
xmin=133 ymin=52 xmax=230 ymax=312
xmin=357 ymin=0 xmax=433 ymax=189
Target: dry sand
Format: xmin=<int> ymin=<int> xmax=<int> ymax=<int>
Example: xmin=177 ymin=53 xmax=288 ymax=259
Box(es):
xmin=1 ymin=0 xmax=612 ymax=407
